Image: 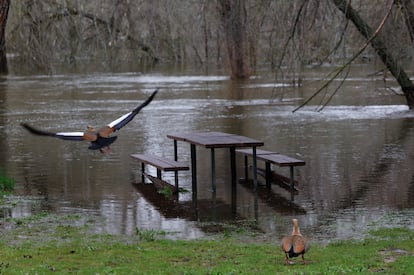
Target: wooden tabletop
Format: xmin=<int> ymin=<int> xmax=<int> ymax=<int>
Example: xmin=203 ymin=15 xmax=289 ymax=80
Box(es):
xmin=236 ymin=148 xmax=278 ymax=155
xmin=167 ymin=131 xmax=264 ymax=148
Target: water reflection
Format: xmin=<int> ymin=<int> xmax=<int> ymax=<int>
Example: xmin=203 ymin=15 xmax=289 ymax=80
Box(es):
xmin=0 ymin=76 xmax=7 ymax=176
xmin=1 ymin=65 xmax=414 ymax=242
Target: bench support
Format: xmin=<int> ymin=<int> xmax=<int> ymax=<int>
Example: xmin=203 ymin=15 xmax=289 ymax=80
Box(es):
xmin=211 ymin=148 xmax=216 ymax=193
xmin=252 ymin=147 xmax=258 ymax=191
xmin=230 ymin=147 xmax=237 ymax=214
xmin=174 ymin=139 xmax=178 ymax=190
xmin=141 ymin=162 xmax=145 ymax=183
xmin=190 ymin=144 xmax=197 ymax=206
xmin=242 ymin=150 xmax=259 ymax=191
xmin=243 ymin=155 xmax=249 ymax=182
xmin=290 ymin=166 xmax=295 ymax=202
xmin=131 ymin=153 xmax=189 ymax=193
xmin=265 ymin=162 xmax=271 ymax=189
xmin=236 ymin=149 xmax=305 ymax=201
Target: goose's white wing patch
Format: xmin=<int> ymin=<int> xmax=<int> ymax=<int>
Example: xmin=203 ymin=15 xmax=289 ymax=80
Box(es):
xmin=108 ymin=112 xmax=132 ymax=128
xmin=55 ymin=132 xmax=85 ymax=141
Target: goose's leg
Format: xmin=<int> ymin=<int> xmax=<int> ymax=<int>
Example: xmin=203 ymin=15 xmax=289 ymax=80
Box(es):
xmin=285 ymin=253 xmax=291 ymax=265
xmin=301 ymin=254 xmax=307 ymax=265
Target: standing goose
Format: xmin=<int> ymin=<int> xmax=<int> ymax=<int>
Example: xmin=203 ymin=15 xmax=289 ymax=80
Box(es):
xmin=281 ymin=218 xmax=310 ymax=265
xmin=21 ymin=90 xmax=158 ymax=153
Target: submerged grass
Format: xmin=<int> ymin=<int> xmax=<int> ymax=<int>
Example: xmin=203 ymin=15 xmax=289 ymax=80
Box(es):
xmin=0 ymin=213 xmax=413 ymax=274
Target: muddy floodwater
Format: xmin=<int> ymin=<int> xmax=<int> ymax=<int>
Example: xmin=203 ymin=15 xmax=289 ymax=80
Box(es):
xmin=1 ymin=64 xmax=413 ymax=242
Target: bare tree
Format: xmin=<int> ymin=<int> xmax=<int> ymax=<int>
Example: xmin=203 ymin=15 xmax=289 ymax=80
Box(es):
xmin=4 ymin=0 xmax=414 ymax=105
xmin=332 ymin=0 xmax=414 ymax=109
xmin=0 ymin=0 xmax=9 ymax=74
xmin=218 ymin=0 xmax=250 ymax=79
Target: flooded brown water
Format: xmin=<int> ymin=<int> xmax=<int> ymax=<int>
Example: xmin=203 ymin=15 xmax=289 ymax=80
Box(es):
xmin=1 ymin=64 xmax=413 ymax=242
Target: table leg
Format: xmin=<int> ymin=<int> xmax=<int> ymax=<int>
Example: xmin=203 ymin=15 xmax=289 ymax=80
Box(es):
xmin=141 ymin=162 xmax=145 ymax=183
xmin=290 ymin=166 xmax=295 ymax=202
xmin=173 ymin=140 xmax=178 ymax=160
xmin=230 ymin=147 xmax=237 ymax=214
xmin=212 ymin=189 xmax=217 ymax=221
xmin=265 ymin=162 xmax=271 ymax=189
xmin=191 ymin=144 xmax=197 ymax=207
xmin=254 ymin=192 xmax=259 ymax=223
xmin=244 ymin=155 xmax=249 ymax=181
xmin=211 ymin=148 xmax=216 ymax=193
xmin=173 ymin=139 xmax=178 ymax=189
xmin=252 ymin=146 xmax=258 ymax=191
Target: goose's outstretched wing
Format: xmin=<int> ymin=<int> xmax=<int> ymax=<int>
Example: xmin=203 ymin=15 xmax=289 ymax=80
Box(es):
xmin=21 ymin=89 xmax=158 ymax=142
xmin=21 ymin=123 xmax=91 ymax=141
xmin=103 ymin=89 xmax=158 ymax=135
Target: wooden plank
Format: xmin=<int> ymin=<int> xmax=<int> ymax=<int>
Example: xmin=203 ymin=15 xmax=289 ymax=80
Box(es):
xmin=257 ymin=168 xmax=299 ymax=193
xmin=204 ymin=135 xmax=264 ymax=148
xmin=167 ymin=131 xmax=232 ymax=142
xmin=130 ymin=154 xmax=189 ymax=171
xmin=167 ymin=132 xmax=264 ymax=148
xmin=236 ymin=148 xmax=305 ymax=167
xmin=236 ymin=148 xmax=276 ymax=155
xmin=259 ymin=154 xmax=305 ymax=167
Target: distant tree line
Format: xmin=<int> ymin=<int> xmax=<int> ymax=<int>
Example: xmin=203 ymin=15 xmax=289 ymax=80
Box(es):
xmin=1 ymin=0 xmax=414 ymax=106
xmin=3 ymin=1 xmax=412 ymax=71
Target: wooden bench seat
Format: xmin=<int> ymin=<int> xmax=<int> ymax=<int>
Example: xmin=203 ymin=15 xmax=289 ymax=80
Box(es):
xmin=130 ymin=154 xmax=189 ymax=189
xmin=236 ymin=149 xmax=305 ymax=166
xmin=236 ymin=148 xmax=305 ymax=196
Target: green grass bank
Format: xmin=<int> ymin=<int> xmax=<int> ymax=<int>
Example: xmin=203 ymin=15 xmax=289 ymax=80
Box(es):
xmin=0 ymin=212 xmax=413 ymax=274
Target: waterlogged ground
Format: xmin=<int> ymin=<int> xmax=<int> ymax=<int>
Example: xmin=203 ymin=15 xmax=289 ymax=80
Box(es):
xmin=1 ymin=64 xmax=413 ymax=242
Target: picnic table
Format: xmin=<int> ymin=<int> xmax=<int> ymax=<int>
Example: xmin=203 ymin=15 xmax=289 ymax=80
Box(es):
xmin=167 ymin=131 xmax=264 ymax=207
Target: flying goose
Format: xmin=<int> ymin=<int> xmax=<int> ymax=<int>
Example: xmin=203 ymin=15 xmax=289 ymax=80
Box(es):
xmin=21 ymin=90 xmax=158 ymax=153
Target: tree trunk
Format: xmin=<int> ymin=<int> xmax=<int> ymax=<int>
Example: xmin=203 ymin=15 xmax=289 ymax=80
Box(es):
xmin=218 ymin=0 xmax=250 ymax=79
xmin=332 ymin=0 xmax=414 ymax=109
xmin=0 ymin=0 xmax=9 ymax=74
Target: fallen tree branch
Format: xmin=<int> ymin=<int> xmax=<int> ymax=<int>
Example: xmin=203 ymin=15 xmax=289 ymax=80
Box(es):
xmin=292 ymin=0 xmax=394 ymax=112
xmin=317 ymin=65 xmax=350 ymax=111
